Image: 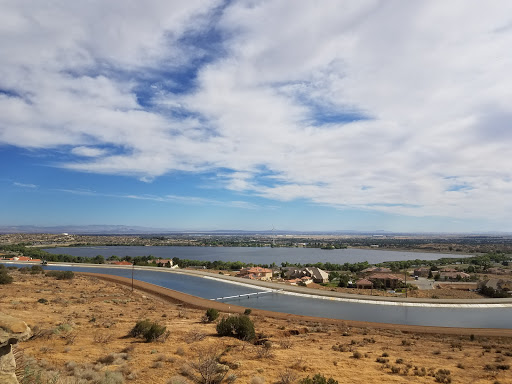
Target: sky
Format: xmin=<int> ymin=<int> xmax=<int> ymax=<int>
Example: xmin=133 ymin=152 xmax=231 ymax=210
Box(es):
xmin=1 ymin=0 xmax=512 ymax=233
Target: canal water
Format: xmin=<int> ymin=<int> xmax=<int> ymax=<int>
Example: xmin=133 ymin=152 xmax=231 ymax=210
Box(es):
xmin=13 ymin=263 xmax=510 ymax=329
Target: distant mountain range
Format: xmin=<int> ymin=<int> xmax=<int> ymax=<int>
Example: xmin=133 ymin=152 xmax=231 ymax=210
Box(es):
xmin=0 ymin=225 xmax=511 ymax=237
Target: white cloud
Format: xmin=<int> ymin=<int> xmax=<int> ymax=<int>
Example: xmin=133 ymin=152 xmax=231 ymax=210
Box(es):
xmin=2 ymin=1 xmax=512 ymax=226
xmin=71 ymin=146 xmax=108 ymax=157
xmin=13 ymin=182 xmax=37 ymax=189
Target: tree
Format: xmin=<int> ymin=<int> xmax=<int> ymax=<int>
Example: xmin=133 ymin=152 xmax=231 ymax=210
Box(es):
xmin=328 ymin=271 xmax=339 ymax=282
xmin=338 ymin=275 xmax=350 ymax=288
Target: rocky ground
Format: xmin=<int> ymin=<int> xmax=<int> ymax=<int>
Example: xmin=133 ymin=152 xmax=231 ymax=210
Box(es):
xmin=1 ymin=270 xmax=512 ymax=384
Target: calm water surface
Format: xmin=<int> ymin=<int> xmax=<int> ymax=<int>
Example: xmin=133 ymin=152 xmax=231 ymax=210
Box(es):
xmin=9 ymin=263 xmax=508 ymax=329
xmin=44 ymin=246 xmax=469 ymax=265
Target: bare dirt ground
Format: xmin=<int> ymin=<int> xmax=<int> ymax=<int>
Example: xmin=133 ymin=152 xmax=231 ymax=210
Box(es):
xmin=2 ymin=271 xmax=512 ymax=384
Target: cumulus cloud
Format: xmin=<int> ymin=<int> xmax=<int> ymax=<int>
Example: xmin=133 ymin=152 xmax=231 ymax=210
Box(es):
xmin=2 ymin=1 xmax=512 ymax=225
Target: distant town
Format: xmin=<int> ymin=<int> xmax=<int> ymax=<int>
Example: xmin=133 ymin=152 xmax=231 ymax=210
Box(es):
xmin=3 ymin=231 xmax=512 ymax=254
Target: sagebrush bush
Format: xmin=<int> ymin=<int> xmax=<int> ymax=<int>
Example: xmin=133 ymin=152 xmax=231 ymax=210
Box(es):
xmin=130 ymin=320 xmax=168 ymax=342
xmin=45 ymin=270 xmax=74 ymax=280
xmin=299 ymin=374 xmax=338 ymax=384
xmin=0 ymin=270 xmax=13 ymax=284
xmin=205 ymin=308 xmax=219 ymax=323
xmin=216 ymin=315 xmax=255 ymax=341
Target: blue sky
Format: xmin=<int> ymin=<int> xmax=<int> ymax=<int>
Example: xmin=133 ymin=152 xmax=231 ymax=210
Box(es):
xmin=1 ymin=1 xmax=512 ymax=232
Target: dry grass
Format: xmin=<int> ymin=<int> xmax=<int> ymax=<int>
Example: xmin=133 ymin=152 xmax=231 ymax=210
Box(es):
xmin=3 ymin=271 xmax=512 ymax=384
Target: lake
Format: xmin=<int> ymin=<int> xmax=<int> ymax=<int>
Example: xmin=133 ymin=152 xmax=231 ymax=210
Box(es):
xmin=44 ymin=246 xmax=469 ymax=265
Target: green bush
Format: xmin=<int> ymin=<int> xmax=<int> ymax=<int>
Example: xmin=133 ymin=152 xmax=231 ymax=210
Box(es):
xmin=216 ymin=315 xmax=255 ymax=341
xmin=130 ymin=319 xmax=153 ymax=338
xmin=0 ymin=271 xmax=13 ymax=284
xmin=46 ymin=270 xmax=74 ymax=280
xmin=299 ymin=374 xmax=339 ymax=384
xmin=30 ymin=265 xmax=44 ymax=274
xmin=205 ymin=308 xmax=219 ymax=322
xmin=243 ymin=308 xmax=252 ymax=315
xmin=130 ymin=320 xmax=168 ymax=342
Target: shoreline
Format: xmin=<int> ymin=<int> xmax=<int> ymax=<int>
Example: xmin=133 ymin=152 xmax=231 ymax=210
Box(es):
xmin=79 ymin=272 xmax=512 ymax=337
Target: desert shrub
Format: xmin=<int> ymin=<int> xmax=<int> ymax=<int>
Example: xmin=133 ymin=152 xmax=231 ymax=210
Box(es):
xmin=205 ymin=308 xmax=219 ymax=323
xmin=244 ymin=308 xmax=252 ymax=315
xmin=37 ymin=298 xmax=48 ymax=304
xmin=146 ymin=323 xmax=168 ymax=342
xmin=299 ymin=373 xmax=338 ymax=384
xmin=130 ymin=319 xmax=168 ymax=342
xmin=46 ymin=270 xmax=74 ymax=280
xmin=216 ymin=315 xmax=255 ymax=341
xmin=434 ymin=369 xmax=451 ymax=383
xmin=277 ymin=369 xmax=298 ymax=384
xmin=251 ymin=377 xmax=265 ymax=384
xmin=187 ymin=347 xmax=229 ymax=384
xmin=30 ymin=265 xmax=44 ymax=274
xmin=0 ymin=271 xmax=13 ymax=284
xmin=168 ymin=375 xmax=190 ymax=384
xmin=352 ymin=351 xmax=362 ymax=359
xmin=376 ymin=357 xmax=388 ymax=364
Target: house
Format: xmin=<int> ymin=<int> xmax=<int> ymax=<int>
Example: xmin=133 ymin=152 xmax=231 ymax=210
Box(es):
xmin=285 ymin=267 xmax=329 ymax=283
xmin=486 ymin=268 xmax=507 ymax=275
xmin=152 ymin=259 xmax=173 ymax=267
xmin=112 ymin=261 xmax=133 ymax=266
xmin=361 ymin=267 xmax=392 ymax=274
xmin=4 ymin=257 xmax=41 ymax=262
xmin=237 ymin=267 xmax=273 ymax=281
xmin=367 ymin=273 xmax=404 ymax=289
xmin=479 ymin=278 xmax=512 ymax=292
xmin=413 ymin=267 xmax=431 ymax=277
xmin=355 ymin=278 xmax=373 ymax=289
xmin=439 ymin=271 xmax=470 ymax=281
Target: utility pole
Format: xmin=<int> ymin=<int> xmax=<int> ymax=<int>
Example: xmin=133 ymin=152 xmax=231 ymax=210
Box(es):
xmin=131 ymin=262 xmax=134 ymax=292
xmin=404 ymin=269 xmax=407 ymax=298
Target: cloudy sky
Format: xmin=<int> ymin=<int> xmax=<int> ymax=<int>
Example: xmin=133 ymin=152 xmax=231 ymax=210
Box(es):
xmin=1 ymin=0 xmax=512 ymax=232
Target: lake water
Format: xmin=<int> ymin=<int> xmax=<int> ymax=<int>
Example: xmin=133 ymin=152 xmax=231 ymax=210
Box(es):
xmin=43 ymin=246 xmax=468 ymax=265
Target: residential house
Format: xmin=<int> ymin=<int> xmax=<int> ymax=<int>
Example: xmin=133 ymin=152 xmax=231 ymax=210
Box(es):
xmin=413 ymin=267 xmax=431 ymax=277
xmin=367 ymin=273 xmax=404 ymax=289
xmin=112 ymin=261 xmax=132 ymax=266
xmin=355 ymin=278 xmax=373 ymax=289
xmin=439 ymin=271 xmax=470 ymax=281
xmin=4 ymin=257 xmax=41 ymax=262
xmin=486 ymin=268 xmax=507 ymax=275
xmin=285 ymin=267 xmax=329 ymax=283
xmin=152 ymin=259 xmax=173 ymax=267
xmin=479 ymin=278 xmax=512 ymax=292
xmin=237 ymin=267 xmax=273 ymax=281
xmin=361 ymin=267 xmax=392 ymax=274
